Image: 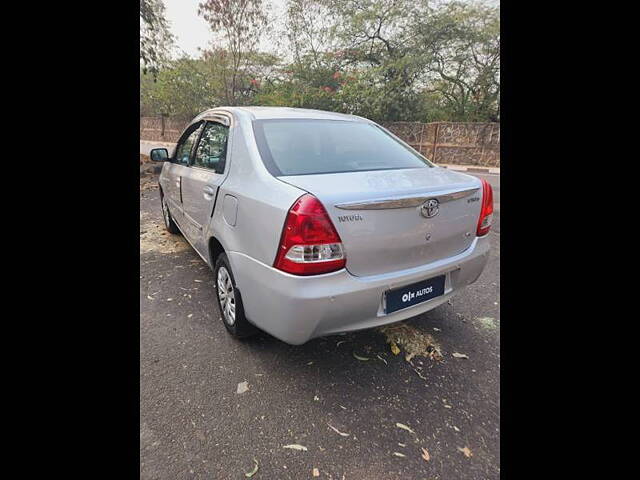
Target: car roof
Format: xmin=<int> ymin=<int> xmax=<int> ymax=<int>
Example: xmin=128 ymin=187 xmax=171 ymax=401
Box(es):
xmin=201 ymin=106 xmax=365 ymax=122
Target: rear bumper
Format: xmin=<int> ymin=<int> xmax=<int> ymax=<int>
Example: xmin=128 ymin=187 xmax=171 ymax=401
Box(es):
xmin=229 ymin=235 xmax=490 ymax=345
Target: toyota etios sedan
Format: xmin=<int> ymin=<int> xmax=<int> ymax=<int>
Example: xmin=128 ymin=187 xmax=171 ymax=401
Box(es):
xmin=150 ymin=107 xmax=492 ymax=345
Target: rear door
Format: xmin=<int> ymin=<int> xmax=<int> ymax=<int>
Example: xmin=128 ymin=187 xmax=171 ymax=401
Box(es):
xmin=181 ymin=119 xmax=230 ymax=252
xmin=161 ymin=122 xmax=203 ymax=227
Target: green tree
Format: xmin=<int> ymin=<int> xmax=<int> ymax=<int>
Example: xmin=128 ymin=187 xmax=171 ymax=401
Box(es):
xmin=141 ymin=0 xmax=500 ymax=123
xmin=141 ymin=57 xmax=221 ymax=118
xmin=140 ymin=0 xmax=174 ymax=77
xmin=322 ymin=0 xmax=429 ymax=120
xmin=198 ymin=0 xmax=268 ymax=105
xmin=420 ymin=1 xmax=500 ymax=121
xmin=140 ymin=51 xmax=282 ymax=116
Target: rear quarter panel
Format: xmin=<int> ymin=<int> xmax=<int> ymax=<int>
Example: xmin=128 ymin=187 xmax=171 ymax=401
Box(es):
xmin=207 ymin=111 xmax=305 ymax=271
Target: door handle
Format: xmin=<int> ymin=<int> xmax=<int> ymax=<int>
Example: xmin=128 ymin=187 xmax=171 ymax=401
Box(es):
xmin=203 ymin=186 xmax=216 ymax=196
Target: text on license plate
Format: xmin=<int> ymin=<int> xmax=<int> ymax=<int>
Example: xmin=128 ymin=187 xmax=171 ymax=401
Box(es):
xmin=385 ymin=275 xmax=446 ymax=314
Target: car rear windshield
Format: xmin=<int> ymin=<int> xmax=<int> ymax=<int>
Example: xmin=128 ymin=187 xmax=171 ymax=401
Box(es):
xmin=252 ymin=119 xmax=433 ymax=176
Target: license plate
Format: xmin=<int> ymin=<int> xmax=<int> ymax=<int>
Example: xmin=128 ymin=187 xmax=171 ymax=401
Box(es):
xmin=385 ymin=275 xmax=446 ymax=314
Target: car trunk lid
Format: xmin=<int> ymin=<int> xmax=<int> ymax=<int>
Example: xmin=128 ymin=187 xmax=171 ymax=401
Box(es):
xmin=277 ymin=167 xmax=483 ymax=277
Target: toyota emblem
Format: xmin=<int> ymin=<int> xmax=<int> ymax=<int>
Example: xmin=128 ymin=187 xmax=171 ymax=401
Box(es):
xmin=420 ymin=199 xmax=439 ymax=218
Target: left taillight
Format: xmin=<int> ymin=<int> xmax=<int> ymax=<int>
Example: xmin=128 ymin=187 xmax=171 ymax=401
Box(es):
xmin=274 ymin=194 xmax=346 ymax=275
xmin=476 ymin=179 xmax=494 ymax=236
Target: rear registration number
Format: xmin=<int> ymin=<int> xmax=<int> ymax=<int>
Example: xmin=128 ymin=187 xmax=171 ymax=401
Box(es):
xmin=385 ymin=275 xmax=446 ymax=314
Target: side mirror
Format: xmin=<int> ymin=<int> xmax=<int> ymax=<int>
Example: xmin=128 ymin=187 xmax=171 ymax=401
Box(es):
xmin=150 ymin=148 xmax=169 ymax=162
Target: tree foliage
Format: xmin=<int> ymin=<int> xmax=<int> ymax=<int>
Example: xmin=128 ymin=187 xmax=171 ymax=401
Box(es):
xmin=141 ymin=0 xmax=500 ymax=122
xmin=197 ymin=0 xmax=268 ymax=105
xmin=140 ymin=0 xmax=174 ymax=77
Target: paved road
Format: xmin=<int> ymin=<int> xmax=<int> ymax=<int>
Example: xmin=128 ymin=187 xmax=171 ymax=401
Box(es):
xmin=140 ymin=172 xmax=500 ymax=479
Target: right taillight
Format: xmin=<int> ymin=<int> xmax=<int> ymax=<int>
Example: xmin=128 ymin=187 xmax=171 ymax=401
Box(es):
xmin=274 ymin=194 xmax=346 ymax=275
xmin=476 ymin=179 xmax=494 ymax=236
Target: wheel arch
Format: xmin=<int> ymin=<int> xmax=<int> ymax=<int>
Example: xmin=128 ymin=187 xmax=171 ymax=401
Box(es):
xmin=208 ymin=236 xmax=226 ymax=267
xmin=209 ymin=235 xmax=248 ymax=305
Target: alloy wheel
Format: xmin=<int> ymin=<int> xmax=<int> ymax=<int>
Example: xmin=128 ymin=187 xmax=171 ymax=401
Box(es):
xmin=217 ymin=266 xmax=236 ymax=325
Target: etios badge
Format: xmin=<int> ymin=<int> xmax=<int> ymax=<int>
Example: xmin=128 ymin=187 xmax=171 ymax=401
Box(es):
xmin=420 ymin=199 xmax=439 ymax=218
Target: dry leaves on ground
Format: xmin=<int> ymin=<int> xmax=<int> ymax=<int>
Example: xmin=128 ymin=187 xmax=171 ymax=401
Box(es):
xmin=379 ymin=323 xmax=443 ymax=362
xmin=395 ymin=423 xmax=415 ymax=434
xmin=476 ymin=316 xmax=498 ymax=330
xmin=421 ymin=447 xmax=430 ymax=462
xmin=140 ymin=218 xmax=189 ymax=254
xmin=458 ymin=446 xmax=473 ymax=458
xmin=244 ymin=460 xmax=259 ymax=478
xmin=352 ymin=352 xmax=370 ymax=361
xmin=328 ymin=423 xmax=350 ymax=437
xmin=236 ymin=381 xmax=249 ymax=394
xmin=283 ymin=444 xmax=308 ymax=451
xmin=140 ymin=179 xmax=158 ymax=191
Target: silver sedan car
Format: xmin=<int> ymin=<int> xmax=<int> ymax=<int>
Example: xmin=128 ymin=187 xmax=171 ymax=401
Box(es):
xmin=150 ymin=107 xmax=493 ymax=345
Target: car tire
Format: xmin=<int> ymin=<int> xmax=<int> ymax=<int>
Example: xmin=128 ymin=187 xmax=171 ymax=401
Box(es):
xmin=214 ymin=253 xmax=257 ymax=339
xmin=161 ymin=194 xmax=181 ymax=234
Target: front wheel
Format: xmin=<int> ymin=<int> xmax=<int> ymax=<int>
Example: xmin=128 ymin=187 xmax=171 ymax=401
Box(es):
xmin=214 ymin=253 xmax=257 ymax=339
xmin=161 ymin=194 xmax=180 ymax=234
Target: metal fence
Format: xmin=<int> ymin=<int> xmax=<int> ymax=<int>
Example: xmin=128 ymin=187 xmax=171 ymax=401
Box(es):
xmin=140 ymin=116 xmax=500 ymax=167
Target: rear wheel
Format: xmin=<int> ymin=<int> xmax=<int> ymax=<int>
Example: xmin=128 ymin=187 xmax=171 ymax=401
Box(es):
xmin=161 ymin=194 xmax=180 ymax=234
xmin=214 ymin=253 xmax=257 ymax=338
